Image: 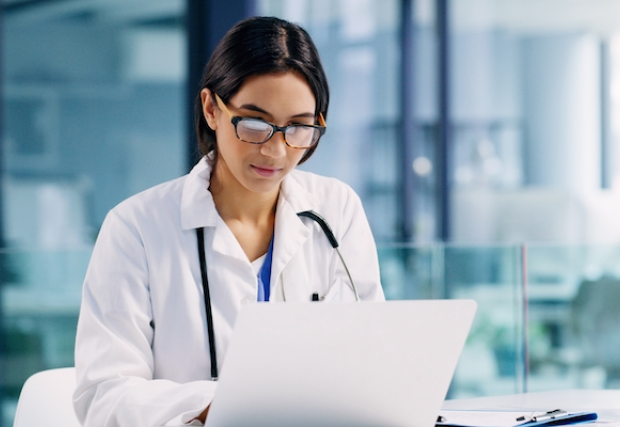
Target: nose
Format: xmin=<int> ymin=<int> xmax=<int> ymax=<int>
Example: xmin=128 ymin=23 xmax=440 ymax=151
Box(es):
xmin=259 ymin=130 xmax=287 ymax=159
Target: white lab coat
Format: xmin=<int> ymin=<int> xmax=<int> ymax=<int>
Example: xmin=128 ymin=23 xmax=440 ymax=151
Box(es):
xmin=73 ymin=157 xmax=384 ymax=427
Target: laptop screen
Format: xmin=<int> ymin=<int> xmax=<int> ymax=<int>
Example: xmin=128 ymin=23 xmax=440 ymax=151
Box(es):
xmin=206 ymin=299 xmax=477 ymax=427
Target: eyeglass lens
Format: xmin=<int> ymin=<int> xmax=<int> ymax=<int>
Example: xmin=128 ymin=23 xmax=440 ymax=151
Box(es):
xmin=236 ymin=118 xmax=319 ymax=148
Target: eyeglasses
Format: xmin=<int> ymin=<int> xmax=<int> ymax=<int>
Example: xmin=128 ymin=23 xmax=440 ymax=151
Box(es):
xmin=214 ymin=93 xmax=326 ymax=149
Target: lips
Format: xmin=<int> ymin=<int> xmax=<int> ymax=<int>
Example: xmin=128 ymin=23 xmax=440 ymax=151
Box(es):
xmin=251 ymin=165 xmax=282 ymax=177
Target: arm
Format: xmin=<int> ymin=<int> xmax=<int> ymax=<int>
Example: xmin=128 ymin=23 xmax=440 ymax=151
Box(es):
xmin=73 ymin=210 xmax=215 ymax=427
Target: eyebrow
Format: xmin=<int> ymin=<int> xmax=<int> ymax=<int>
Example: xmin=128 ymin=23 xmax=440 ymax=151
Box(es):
xmin=238 ymin=103 xmax=316 ymax=120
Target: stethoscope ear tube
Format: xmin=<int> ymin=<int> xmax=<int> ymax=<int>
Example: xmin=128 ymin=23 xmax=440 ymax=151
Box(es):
xmin=297 ymin=210 xmax=360 ymax=301
xmin=297 ymin=210 xmax=339 ymax=248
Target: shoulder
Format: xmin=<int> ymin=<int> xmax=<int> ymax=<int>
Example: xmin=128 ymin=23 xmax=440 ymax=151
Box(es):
xmin=105 ymin=175 xmax=187 ymax=230
xmin=284 ymin=170 xmax=365 ymax=230
xmin=288 ymin=169 xmax=360 ymax=205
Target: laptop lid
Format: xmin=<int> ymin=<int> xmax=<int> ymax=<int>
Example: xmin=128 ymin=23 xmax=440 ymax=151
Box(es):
xmin=206 ymin=299 xmax=477 ymax=427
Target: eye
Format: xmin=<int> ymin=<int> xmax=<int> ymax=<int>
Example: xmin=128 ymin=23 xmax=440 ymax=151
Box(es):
xmin=288 ymin=125 xmax=306 ymax=133
xmin=239 ymin=118 xmax=271 ymax=132
xmin=289 ymin=121 xmax=314 ymax=127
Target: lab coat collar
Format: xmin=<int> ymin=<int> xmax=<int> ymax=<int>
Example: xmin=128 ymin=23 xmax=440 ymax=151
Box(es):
xmin=279 ymin=170 xmax=320 ymax=214
xmin=180 ymin=158 xmax=321 ymax=266
xmin=181 ymin=158 xmax=247 ymax=260
xmin=181 ymin=158 xmax=321 ymax=231
xmin=180 ymin=157 xmax=219 ymax=231
xmin=271 ymin=171 xmax=320 ymax=296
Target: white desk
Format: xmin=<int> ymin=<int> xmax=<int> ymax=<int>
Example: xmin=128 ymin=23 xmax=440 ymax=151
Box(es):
xmin=443 ymin=390 xmax=620 ymax=425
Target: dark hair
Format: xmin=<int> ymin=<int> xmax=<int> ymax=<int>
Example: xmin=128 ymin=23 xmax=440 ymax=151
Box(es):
xmin=194 ymin=16 xmax=330 ymax=166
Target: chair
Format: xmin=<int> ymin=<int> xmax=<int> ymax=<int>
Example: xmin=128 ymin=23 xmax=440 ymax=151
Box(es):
xmin=13 ymin=367 xmax=81 ymax=427
xmin=571 ymin=277 xmax=620 ymax=386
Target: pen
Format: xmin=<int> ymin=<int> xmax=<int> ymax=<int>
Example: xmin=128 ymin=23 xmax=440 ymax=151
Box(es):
xmin=517 ymin=409 xmax=567 ymax=423
xmin=532 ymin=409 xmax=567 ymax=422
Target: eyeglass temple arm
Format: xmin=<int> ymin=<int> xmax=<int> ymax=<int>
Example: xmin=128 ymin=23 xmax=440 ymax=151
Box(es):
xmin=213 ymin=93 xmax=232 ymax=118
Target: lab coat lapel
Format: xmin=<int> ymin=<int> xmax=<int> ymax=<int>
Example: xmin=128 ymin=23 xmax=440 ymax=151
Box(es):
xmin=180 ymin=157 xmax=245 ymax=259
xmin=211 ymin=217 xmax=248 ymax=259
xmin=271 ymin=173 xmax=319 ymax=300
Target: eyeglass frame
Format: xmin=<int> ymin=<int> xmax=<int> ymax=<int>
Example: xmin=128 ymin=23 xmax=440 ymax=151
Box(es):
xmin=213 ymin=93 xmax=327 ymax=149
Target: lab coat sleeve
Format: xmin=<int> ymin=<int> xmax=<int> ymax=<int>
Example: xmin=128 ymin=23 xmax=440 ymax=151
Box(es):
xmin=73 ymin=209 xmax=216 ymax=427
xmin=335 ymin=187 xmax=385 ymax=301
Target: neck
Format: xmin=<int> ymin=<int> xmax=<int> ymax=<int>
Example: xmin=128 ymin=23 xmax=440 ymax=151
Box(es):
xmin=209 ymin=160 xmax=279 ymax=226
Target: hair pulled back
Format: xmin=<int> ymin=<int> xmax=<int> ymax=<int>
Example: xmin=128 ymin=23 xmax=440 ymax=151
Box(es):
xmin=194 ymin=16 xmax=330 ymax=165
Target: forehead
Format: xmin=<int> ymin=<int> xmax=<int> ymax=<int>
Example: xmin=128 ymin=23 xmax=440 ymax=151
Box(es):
xmin=231 ymin=72 xmax=316 ymax=116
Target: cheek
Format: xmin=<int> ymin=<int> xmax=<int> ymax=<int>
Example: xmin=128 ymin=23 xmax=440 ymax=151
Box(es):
xmin=215 ymin=126 xmax=237 ymax=154
xmin=216 ymin=122 xmax=235 ymax=143
xmin=217 ymin=131 xmax=256 ymax=163
xmin=289 ymin=149 xmax=307 ymax=166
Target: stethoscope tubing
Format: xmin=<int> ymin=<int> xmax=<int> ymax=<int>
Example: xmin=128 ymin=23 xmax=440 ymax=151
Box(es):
xmin=296 ymin=210 xmax=359 ymax=301
xmin=196 ymin=227 xmax=219 ymax=381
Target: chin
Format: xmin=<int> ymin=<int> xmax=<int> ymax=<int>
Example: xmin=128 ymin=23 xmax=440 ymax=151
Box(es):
xmin=244 ymin=180 xmax=281 ymax=195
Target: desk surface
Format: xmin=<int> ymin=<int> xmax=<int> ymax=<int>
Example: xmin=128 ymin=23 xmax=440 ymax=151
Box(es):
xmin=443 ymin=390 xmax=620 ymax=424
xmin=443 ymin=390 xmax=620 ymax=411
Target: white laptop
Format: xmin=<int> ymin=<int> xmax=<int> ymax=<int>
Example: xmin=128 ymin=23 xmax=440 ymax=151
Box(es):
xmin=205 ymin=299 xmax=477 ymax=427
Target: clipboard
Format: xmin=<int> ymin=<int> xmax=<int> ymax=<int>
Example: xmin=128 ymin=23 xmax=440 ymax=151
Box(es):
xmin=436 ymin=409 xmax=598 ymax=427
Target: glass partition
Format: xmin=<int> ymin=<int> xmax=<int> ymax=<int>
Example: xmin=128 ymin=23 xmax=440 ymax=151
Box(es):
xmin=379 ymin=244 xmax=526 ymax=398
xmin=379 ymin=243 xmax=620 ymax=398
xmin=526 ymin=245 xmax=620 ymax=392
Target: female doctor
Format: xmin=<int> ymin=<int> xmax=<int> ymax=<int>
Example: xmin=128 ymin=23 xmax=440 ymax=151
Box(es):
xmin=73 ymin=16 xmax=384 ymax=427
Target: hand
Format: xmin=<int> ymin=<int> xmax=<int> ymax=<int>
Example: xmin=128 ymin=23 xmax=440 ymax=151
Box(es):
xmin=193 ymin=405 xmax=210 ymax=424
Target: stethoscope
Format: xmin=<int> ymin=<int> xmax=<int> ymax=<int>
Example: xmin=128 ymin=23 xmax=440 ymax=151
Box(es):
xmin=195 ymin=209 xmax=359 ymax=381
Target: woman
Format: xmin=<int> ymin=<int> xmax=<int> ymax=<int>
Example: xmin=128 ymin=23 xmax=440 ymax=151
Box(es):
xmin=73 ymin=16 xmax=384 ymax=427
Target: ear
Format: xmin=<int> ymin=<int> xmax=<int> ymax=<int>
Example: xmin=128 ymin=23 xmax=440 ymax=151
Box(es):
xmin=201 ymin=88 xmax=219 ymax=130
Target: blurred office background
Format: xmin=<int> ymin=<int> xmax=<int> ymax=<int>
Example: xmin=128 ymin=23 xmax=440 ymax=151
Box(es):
xmin=2 ymin=0 xmax=620 ymax=425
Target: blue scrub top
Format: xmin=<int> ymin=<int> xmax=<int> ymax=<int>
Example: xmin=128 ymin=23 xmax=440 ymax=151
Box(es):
xmin=257 ymin=237 xmax=274 ymax=302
